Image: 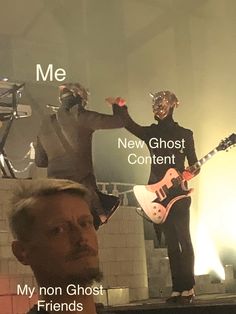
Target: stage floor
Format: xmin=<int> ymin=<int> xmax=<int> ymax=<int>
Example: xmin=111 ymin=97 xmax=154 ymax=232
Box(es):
xmin=103 ymin=293 xmax=236 ymax=313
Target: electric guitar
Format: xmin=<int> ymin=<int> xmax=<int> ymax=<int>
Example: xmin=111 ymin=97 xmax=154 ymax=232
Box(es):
xmin=133 ymin=133 xmax=236 ymax=224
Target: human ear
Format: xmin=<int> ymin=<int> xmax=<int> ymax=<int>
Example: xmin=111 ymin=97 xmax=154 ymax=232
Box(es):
xmin=12 ymin=240 xmax=30 ymax=265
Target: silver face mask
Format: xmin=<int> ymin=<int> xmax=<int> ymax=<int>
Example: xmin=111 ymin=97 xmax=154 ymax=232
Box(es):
xmin=150 ymin=91 xmax=179 ymax=120
xmin=59 ymin=83 xmax=90 ymax=108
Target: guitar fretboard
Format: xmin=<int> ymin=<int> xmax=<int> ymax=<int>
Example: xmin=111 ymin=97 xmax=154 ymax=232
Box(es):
xmin=188 ymin=148 xmax=218 ymax=174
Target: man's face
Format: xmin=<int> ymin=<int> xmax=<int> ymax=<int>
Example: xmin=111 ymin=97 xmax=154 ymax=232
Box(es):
xmin=21 ymin=193 xmax=99 ymax=286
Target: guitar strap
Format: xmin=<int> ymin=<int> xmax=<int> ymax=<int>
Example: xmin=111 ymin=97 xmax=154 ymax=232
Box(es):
xmin=50 ymin=114 xmax=75 ymax=154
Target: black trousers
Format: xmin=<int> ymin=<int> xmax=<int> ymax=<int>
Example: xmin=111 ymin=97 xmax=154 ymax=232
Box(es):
xmin=160 ymin=197 xmax=195 ymax=292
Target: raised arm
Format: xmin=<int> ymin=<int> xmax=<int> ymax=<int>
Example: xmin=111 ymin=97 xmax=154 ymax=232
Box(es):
xmin=105 ymin=97 xmax=148 ymax=140
xmin=77 ymin=104 xmax=125 ymax=130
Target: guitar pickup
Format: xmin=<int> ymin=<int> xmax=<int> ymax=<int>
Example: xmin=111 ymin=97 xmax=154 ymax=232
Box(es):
xmin=154 ymin=188 xmax=166 ymax=201
xmin=162 ymin=184 xmax=169 ymax=196
xmin=171 ymin=177 xmax=181 ymax=187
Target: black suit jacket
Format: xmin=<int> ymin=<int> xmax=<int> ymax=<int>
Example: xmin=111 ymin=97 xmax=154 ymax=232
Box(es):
xmin=119 ymin=107 xmax=198 ymax=184
xmin=35 ymin=104 xmax=124 ymax=187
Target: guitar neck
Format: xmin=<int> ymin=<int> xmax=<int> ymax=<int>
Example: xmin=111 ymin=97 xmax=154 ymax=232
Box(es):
xmin=188 ymin=148 xmax=219 ymax=173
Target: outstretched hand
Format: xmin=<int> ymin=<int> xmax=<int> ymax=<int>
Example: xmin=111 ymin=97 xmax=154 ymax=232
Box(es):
xmin=105 ymin=97 xmax=126 ymax=107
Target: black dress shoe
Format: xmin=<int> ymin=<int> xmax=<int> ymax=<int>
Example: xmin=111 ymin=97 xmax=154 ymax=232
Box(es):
xmin=179 ymin=294 xmax=194 ymax=305
xmin=166 ymin=295 xmax=180 ymax=304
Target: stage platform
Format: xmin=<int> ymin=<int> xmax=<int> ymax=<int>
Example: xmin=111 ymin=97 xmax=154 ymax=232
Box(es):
xmin=103 ymin=293 xmax=236 ymax=314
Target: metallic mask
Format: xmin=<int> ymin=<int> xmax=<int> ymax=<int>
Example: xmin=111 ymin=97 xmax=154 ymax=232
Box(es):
xmin=59 ymin=82 xmax=90 ymax=108
xmin=150 ymin=91 xmax=179 ymax=120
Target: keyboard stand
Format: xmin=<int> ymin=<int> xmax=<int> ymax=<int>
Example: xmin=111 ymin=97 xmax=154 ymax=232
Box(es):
xmin=0 ymin=83 xmax=25 ymax=179
xmin=0 ymin=115 xmax=16 ymax=178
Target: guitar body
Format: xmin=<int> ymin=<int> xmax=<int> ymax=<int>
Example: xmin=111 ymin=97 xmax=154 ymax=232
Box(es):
xmin=133 ymin=134 xmax=236 ymax=224
xmin=133 ymin=168 xmax=191 ymax=224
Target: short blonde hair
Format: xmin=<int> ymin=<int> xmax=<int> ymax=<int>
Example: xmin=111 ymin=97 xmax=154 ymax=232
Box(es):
xmin=9 ymin=179 xmax=91 ymax=241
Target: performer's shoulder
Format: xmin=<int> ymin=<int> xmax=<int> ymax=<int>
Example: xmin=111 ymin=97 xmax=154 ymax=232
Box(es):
xmin=75 ymin=109 xmax=98 ymax=120
xmin=177 ymin=124 xmax=194 ymax=136
xmin=147 ymin=123 xmax=158 ymax=129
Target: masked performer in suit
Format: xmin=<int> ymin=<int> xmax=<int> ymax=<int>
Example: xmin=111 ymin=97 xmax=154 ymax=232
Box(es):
xmin=107 ymin=92 xmax=199 ymax=304
xmin=35 ymin=83 xmax=125 ymax=229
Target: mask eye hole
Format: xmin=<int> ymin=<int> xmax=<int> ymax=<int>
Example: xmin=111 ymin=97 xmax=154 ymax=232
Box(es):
xmin=154 ymin=96 xmax=163 ymax=103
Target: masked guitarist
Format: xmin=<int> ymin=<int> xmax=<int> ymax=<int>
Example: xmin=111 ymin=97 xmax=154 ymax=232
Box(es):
xmin=107 ymin=91 xmax=200 ymax=304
